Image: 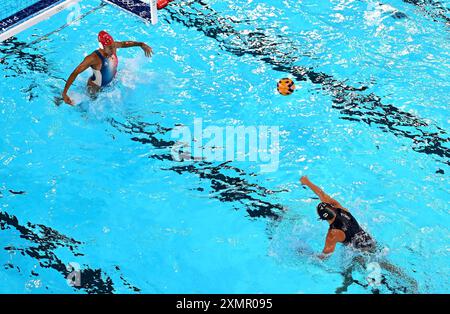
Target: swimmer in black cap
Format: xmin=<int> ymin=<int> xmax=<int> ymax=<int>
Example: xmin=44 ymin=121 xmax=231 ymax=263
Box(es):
xmin=300 ymin=175 xmax=418 ymax=292
xmin=300 ymin=175 xmax=376 ymax=258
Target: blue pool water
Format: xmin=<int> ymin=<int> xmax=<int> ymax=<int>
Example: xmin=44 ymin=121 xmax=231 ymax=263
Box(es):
xmin=0 ymin=0 xmax=449 ymax=293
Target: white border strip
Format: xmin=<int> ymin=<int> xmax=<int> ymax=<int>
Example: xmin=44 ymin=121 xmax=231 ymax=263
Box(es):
xmin=0 ymin=0 xmax=80 ymax=42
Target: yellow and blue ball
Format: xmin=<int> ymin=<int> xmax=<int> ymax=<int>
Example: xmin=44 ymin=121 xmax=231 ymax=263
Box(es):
xmin=277 ymin=78 xmax=295 ymax=96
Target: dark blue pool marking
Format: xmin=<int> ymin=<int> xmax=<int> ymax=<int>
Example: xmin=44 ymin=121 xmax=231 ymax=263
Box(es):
xmin=391 ymin=11 xmax=409 ymax=19
xmin=109 ymin=118 xmax=286 ymax=221
xmin=115 ymin=266 xmax=142 ymax=292
xmin=360 ymin=1 xmax=409 ymax=19
xmin=0 ymin=209 xmax=141 ymax=293
xmin=402 ymin=0 xmax=450 ymax=24
xmin=0 ymin=38 xmax=69 ymax=102
xmin=9 ymin=189 xmax=26 ymax=195
xmin=103 ymin=0 xmax=154 ymax=22
xmin=164 ymin=0 xmax=450 ymax=167
xmin=0 ymin=39 xmax=52 ymax=76
xmin=167 ymin=161 xmax=286 ymax=219
xmin=0 ymin=0 xmax=64 ymax=34
xmin=0 ymin=210 xmax=113 ymax=293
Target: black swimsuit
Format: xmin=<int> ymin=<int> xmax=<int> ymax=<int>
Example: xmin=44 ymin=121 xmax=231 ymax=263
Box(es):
xmin=330 ymin=208 xmax=376 ymax=251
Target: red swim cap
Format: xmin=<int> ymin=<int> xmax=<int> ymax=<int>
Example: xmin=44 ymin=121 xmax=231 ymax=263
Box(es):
xmin=98 ymin=31 xmax=114 ymax=48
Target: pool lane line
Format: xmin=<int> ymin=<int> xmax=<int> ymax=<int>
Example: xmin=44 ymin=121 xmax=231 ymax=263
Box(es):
xmin=27 ymin=2 xmax=108 ymax=47
xmin=163 ymin=0 xmax=450 ymax=167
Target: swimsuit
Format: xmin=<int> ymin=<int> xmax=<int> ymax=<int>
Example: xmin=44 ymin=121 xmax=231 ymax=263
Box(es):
xmin=329 ymin=208 xmax=376 ymax=251
xmin=90 ymin=50 xmax=118 ymax=87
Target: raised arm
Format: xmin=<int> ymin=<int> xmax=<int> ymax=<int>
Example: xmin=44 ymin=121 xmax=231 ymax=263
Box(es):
xmin=300 ymin=176 xmax=347 ymax=211
xmin=114 ymin=41 xmax=153 ymax=57
xmin=62 ymin=55 xmax=96 ymax=105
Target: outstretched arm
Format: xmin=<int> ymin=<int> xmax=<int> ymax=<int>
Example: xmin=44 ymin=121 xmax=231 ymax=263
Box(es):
xmin=62 ymin=55 xmax=95 ymax=105
xmin=300 ymin=176 xmax=347 ymax=211
xmin=114 ymin=41 xmax=153 ymax=57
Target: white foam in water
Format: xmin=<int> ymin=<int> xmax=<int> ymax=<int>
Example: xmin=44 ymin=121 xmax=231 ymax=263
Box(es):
xmin=119 ymin=55 xmax=183 ymax=106
xmin=120 ymin=55 xmax=155 ymax=89
xmin=267 ymin=212 xmax=339 ymax=273
xmin=85 ymin=87 xmax=124 ymax=119
xmin=364 ymin=2 xmax=397 ymax=26
xmin=70 ymin=91 xmax=88 ymax=105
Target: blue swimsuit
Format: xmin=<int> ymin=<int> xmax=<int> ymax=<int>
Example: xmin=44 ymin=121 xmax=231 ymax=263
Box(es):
xmin=90 ymin=50 xmax=118 ymax=87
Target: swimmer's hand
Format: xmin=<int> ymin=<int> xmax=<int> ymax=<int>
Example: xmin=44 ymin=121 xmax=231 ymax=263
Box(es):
xmin=62 ymin=93 xmax=74 ymax=106
xmin=317 ymin=253 xmax=331 ymax=260
xmin=300 ymin=175 xmax=310 ymax=185
xmin=141 ymin=43 xmax=153 ymax=57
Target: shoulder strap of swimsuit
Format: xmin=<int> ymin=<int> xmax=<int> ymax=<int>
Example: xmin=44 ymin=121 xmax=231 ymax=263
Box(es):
xmin=94 ymin=50 xmax=105 ymax=62
xmin=329 ymin=208 xmax=342 ymax=230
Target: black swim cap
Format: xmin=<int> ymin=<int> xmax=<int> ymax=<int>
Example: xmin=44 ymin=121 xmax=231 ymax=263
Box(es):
xmin=317 ymin=202 xmax=336 ymax=220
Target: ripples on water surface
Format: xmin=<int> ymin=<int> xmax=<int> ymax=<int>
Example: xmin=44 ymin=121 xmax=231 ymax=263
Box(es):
xmin=0 ymin=0 xmax=449 ymax=293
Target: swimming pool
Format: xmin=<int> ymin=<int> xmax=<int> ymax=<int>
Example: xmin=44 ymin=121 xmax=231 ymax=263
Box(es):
xmin=0 ymin=0 xmax=449 ymax=293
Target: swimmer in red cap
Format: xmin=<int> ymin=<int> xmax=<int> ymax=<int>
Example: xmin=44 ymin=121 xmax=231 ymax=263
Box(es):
xmin=62 ymin=31 xmax=153 ymax=105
